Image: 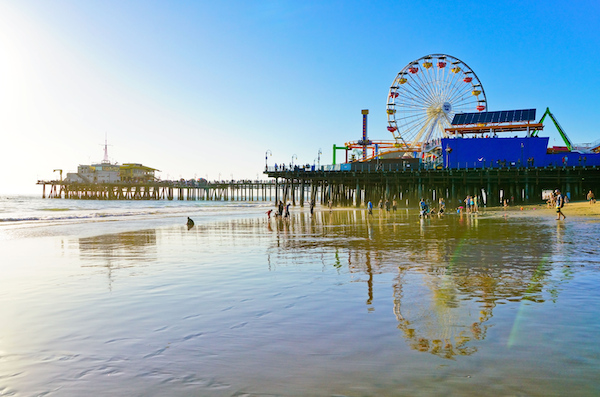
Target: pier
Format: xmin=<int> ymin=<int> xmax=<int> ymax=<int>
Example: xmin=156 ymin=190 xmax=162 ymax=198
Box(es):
xmin=37 ymin=164 xmax=600 ymax=207
xmin=265 ymin=164 xmax=600 ymax=207
xmin=36 ymin=180 xmax=278 ymax=201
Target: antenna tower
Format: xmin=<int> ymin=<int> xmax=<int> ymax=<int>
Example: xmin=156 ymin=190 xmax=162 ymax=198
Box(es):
xmin=101 ymin=133 xmax=112 ymax=164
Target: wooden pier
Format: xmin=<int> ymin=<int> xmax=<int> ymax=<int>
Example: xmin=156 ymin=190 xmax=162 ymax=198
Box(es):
xmin=36 ymin=180 xmax=279 ymax=201
xmin=38 ymin=164 xmax=600 ymax=208
xmin=265 ymin=164 xmax=600 ymax=208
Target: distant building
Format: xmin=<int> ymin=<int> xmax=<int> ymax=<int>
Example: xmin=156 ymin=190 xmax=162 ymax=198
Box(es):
xmin=119 ymin=163 xmax=159 ymax=183
xmin=64 ymin=141 xmax=160 ymax=184
xmin=66 ymin=163 xmax=121 ymax=183
xmin=65 ymin=163 xmax=159 ymax=183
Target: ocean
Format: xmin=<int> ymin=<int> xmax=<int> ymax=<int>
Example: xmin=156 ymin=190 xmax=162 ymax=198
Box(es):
xmin=1 ymin=195 xmax=599 ymax=396
xmin=0 ymin=195 xmax=271 ymax=239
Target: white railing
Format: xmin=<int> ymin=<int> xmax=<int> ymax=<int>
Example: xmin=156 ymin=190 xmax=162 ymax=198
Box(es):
xmin=573 ymin=138 xmax=600 ymax=152
xmin=422 ymin=138 xmax=442 ymax=153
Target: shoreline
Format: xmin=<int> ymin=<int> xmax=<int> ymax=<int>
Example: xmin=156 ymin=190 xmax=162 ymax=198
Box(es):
xmin=479 ymin=200 xmax=600 ymax=218
xmin=318 ymin=200 xmax=600 ymax=219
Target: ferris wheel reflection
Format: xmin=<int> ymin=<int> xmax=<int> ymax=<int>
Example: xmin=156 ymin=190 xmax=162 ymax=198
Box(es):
xmin=266 ymin=209 xmax=560 ymax=359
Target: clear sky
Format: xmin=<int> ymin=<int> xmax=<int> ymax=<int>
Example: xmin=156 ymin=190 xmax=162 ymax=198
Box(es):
xmin=1 ymin=0 xmax=599 ymax=194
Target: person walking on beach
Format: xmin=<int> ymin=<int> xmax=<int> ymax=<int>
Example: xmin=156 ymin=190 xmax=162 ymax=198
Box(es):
xmin=392 ymin=199 xmax=397 ymax=212
xmin=278 ymin=201 xmax=284 ymax=217
xmin=310 ymin=200 xmax=315 ymax=215
xmin=367 ymin=200 xmax=373 ymax=215
xmin=438 ymin=198 xmax=445 ymax=214
xmin=587 ymin=190 xmax=596 ymax=204
xmin=378 ymin=199 xmax=383 ymax=211
xmin=284 ymin=203 xmax=291 ymax=218
xmin=266 ymin=209 xmax=273 ymax=219
xmin=328 ymin=200 xmax=333 ymax=212
xmin=555 ymin=189 xmax=566 ymax=220
xmin=385 ymin=199 xmax=390 ymax=212
xmin=419 ymin=198 xmax=429 ymax=217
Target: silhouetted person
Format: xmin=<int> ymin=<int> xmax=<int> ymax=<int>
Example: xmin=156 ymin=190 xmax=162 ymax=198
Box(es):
xmin=187 ymin=217 xmax=195 ymax=230
xmin=555 ymin=189 xmax=566 ymax=220
xmin=284 ymin=203 xmax=291 ymax=218
xmin=588 ymin=190 xmax=596 ymax=204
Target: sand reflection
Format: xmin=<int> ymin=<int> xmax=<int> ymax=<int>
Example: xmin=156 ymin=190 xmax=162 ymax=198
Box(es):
xmin=77 ymin=229 xmax=157 ymax=288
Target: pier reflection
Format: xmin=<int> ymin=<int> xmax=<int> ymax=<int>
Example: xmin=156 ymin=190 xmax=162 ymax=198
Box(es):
xmin=77 ymin=229 xmax=157 ymax=289
xmin=266 ymin=209 xmax=557 ymax=359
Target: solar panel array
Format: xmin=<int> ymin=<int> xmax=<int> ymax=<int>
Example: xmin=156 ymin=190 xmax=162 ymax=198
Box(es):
xmin=451 ymin=109 xmax=536 ymax=125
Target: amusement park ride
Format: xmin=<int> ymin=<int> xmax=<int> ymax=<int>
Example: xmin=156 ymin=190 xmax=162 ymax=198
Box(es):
xmin=339 ymin=53 xmax=600 ymax=166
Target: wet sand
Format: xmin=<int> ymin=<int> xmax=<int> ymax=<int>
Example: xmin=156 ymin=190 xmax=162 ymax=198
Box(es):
xmin=1 ymin=208 xmax=599 ymax=396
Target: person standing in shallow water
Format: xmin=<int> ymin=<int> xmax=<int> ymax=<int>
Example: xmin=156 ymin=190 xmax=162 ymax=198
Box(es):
xmin=555 ymin=189 xmax=566 ymax=220
xmin=367 ymin=201 xmax=373 ymax=215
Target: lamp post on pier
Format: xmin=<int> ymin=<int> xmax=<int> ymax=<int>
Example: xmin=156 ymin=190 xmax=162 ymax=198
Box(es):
xmin=520 ymin=142 xmax=524 ymax=167
xmin=291 ymin=154 xmax=297 ymax=169
xmin=265 ymin=149 xmax=272 ymax=170
xmin=445 ymin=145 xmax=452 ymax=169
xmin=317 ymin=148 xmax=322 ymax=168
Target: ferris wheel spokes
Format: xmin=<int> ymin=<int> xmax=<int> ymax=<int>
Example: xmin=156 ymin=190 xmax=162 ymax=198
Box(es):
xmin=387 ymin=54 xmax=487 ymax=148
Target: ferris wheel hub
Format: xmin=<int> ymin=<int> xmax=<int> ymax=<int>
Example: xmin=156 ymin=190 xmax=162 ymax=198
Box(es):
xmin=443 ymin=102 xmax=452 ymax=114
xmin=426 ymin=104 xmax=445 ymax=119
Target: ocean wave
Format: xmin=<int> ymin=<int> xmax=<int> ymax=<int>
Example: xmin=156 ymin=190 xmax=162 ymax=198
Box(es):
xmin=0 ymin=212 xmax=153 ymax=223
xmin=0 ymin=201 xmax=270 ymax=224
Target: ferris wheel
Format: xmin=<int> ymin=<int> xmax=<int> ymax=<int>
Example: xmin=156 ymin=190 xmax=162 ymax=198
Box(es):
xmin=386 ymin=54 xmax=487 ymax=148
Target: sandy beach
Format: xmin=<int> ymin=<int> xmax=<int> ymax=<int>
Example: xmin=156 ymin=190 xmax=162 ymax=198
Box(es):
xmin=482 ymin=200 xmax=600 ymax=218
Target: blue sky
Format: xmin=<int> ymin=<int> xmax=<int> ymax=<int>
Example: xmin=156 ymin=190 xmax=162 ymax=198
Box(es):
xmin=1 ymin=0 xmax=599 ymax=193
